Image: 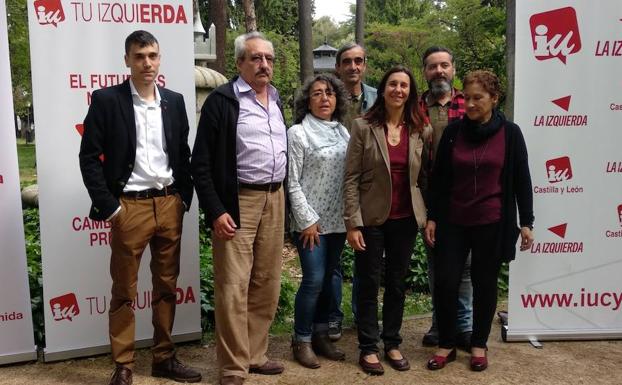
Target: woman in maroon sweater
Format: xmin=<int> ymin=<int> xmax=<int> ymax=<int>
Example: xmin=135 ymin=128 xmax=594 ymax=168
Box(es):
xmin=424 ymin=70 xmax=534 ymax=371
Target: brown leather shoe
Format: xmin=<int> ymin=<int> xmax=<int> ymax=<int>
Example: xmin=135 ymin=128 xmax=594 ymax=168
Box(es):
xmin=109 ymin=366 xmax=132 ymax=385
xmin=292 ymin=338 xmax=320 ymax=369
xmin=152 ymin=356 xmax=202 ymax=383
xmin=384 ymin=350 xmax=410 ymax=371
xmin=312 ymin=333 xmax=346 ymax=361
xmin=358 ymin=353 xmax=384 ymax=375
xmin=249 ymin=360 xmax=284 ymax=375
xmin=220 ymin=375 xmax=245 ymax=385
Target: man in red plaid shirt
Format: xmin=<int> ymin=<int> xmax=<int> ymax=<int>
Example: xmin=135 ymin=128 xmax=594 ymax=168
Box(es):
xmin=419 ymin=46 xmax=472 ymax=351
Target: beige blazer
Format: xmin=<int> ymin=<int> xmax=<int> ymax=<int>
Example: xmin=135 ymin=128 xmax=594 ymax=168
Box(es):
xmin=343 ymin=117 xmax=428 ymax=230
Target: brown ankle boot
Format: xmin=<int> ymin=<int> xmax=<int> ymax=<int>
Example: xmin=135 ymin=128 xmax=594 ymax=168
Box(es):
xmin=291 ymin=338 xmax=320 ymax=369
xmin=312 ymin=333 xmax=346 ymax=361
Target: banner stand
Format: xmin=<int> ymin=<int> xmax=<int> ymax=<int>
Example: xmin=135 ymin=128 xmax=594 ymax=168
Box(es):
xmin=0 ymin=0 xmax=38 ymax=365
xmin=508 ymin=0 xmax=622 ymax=342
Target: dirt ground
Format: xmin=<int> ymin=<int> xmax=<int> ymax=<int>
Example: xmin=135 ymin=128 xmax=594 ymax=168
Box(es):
xmin=2 ymin=313 xmax=621 ymax=385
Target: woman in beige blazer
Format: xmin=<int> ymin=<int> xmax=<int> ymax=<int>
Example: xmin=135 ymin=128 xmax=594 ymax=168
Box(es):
xmin=343 ymin=65 xmax=429 ymax=375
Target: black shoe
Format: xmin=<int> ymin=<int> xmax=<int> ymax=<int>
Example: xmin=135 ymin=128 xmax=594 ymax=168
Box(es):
xmin=422 ymin=328 xmax=439 ymax=347
xmin=328 ymin=321 xmax=342 ymax=341
xmin=152 ymin=356 xmax=202 ymax=383
xmin=456 ymin=331 xmax=472 ymax=352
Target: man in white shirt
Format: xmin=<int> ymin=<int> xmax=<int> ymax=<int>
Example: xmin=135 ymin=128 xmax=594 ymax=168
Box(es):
xmin=79 ymin=30 xmax=199 ymax=385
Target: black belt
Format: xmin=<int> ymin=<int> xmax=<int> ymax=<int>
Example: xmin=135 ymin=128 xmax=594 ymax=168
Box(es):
xmin=123 ymin=186 xmax=177 ymax=199
xmin=239 ymin=182 xmax=282 ymax=192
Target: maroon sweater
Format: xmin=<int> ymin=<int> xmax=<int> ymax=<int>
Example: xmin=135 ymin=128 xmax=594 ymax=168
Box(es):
xmin=387 ymin=125 xmax=414 ymax=219
xmin=449 ymin=126 xmax=505 ymax=225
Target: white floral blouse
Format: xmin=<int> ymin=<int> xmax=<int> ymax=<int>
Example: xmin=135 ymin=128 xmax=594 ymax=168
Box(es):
xmin=287 ymin=114 xmax=350 ymax=234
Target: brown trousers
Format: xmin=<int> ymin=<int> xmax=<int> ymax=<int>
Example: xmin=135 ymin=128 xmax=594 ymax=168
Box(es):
xmin=212 ymin=187 xmax=284 ymax=378
xmin=109 ymin=193 xmax=184 ymax=368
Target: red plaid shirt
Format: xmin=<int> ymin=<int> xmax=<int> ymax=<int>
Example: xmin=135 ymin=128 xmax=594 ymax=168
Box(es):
xmin=419 ymin=88 xmax=466 ymax=174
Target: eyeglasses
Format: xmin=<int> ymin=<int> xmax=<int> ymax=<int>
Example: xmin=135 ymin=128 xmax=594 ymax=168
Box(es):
xmin=310 ymin=90 xmax=336 ymax=99
xmin=340 ymin=57 xmax=365 ymax=65
xmin=249 ymin=54 xmax=274 ymax=64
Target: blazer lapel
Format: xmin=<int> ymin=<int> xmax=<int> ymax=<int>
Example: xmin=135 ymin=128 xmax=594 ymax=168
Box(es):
xmin=408 ymin=131 xmax=420 ymax=182
xmin=371 ymin=123 xmax=391 ymax=172
xmin=159 ymin=86 xmax=173 ymax=146
xmin=118 ymin=80 xmax=136 ymax=150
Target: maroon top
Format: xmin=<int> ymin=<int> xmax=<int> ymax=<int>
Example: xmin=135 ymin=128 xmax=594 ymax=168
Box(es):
xmin=386 ymin=124 xmax=414 ymax=219
xmin=449 ymin=126 xmax=505 ymax=225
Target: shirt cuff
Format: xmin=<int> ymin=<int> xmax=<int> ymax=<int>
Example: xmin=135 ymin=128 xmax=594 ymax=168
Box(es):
xmin=106 ymin=205 xmax=121 ymax=221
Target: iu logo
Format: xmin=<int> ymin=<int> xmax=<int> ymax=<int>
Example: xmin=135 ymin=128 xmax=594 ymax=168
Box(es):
xmin=530 ymin=7 xmax=581 ymax=64
xmin=50 ymin=293 xmax=80 ymax=321
xmin=618 ymin=204 xmax=622 ymax=227
xmin=33 ymin=0 xmax=65 ymax=27
xmin=546 ymin=156 xmax=572 ymax=183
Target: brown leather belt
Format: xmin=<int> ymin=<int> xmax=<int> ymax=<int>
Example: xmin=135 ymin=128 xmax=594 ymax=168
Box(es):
xmin=123 ymin=185 xmax=177 ymax=199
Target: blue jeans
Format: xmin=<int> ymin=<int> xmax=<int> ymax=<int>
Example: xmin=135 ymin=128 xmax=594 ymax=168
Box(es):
xmin=329 ymin=265 xmax=358 ymax=324
xmin=427 ymin=241 xmax=473 ymax=334
xmin=294 ymin=232 xmax=346 ymax=341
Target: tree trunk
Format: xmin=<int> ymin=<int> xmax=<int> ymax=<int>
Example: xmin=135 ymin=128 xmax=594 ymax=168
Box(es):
xmin=210 ymin=0 xmax=227 ymax=73
xmin=355 ymin=0 xmax=365 ymax=45
xmin=298 ymin=0 xmax=314 ymax=83
xmin=505 ymin=0 xmax=515 ymax=120
xmin=243 ymin=0 xmax=257 ymax=32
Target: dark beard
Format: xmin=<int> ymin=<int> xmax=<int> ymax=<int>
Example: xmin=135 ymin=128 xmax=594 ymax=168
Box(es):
xmin=427 ymin=78 xmax=452 ymax=99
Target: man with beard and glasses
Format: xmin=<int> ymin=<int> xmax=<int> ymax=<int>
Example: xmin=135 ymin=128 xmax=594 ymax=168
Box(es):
xmin=419 ymin=46 xmax=473 ymax=351
xmin=328 ymin=43 xmax=378 ymax=341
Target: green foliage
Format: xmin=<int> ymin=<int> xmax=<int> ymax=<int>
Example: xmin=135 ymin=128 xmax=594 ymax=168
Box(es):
xmin=17 ymin=140 xmax=37 ymax=187
xmin=23 ymin=208 xmax=44 ymax=347
xmin=366 ymin=0 xmax=436 ymax=25
xmin=198 ymin=212 xmax=215 ymax=332
xmin=312 ymin=16 xmax=352 ymax=48
xmin=7 ymin=0 xmax=32 ymax=116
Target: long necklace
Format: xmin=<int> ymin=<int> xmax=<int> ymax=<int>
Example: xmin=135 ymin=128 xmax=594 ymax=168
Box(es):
xmin=472 ymin=139 xmax=490 ymax=195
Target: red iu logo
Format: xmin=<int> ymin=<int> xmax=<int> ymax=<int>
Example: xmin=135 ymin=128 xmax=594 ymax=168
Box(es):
xmin=546 ymin=156 xmax=572 ymax=183
xmin=33 ymin=0 xmax=66 ymax=27
xmin=50 ymin=293 xmax=80 ymax=321
xmin=530 ymin=7 xmax=581 ymax=64
xmin=618 ymin=204 xmax=622 ymax=227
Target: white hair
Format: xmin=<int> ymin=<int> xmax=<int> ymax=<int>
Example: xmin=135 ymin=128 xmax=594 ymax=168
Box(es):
xmin=233 ymin=31 xmax=274 ymax=61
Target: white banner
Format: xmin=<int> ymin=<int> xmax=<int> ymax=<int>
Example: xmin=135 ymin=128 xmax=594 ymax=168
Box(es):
xmin=26 ymin=0 xmax=201 ymax=360
xmin=0 ymin=0 xmax=38 ymax=365
xmin=508 ymin=0 xmax=622 ymax=341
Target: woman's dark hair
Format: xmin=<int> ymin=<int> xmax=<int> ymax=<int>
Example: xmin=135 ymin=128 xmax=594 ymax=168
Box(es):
xmin=364 ymin=65 xmax=425 ymax=133
xmin=294 ymin=73 xmax=348 ymax=124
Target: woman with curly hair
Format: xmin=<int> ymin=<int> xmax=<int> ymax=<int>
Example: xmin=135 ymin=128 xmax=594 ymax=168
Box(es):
xmin=288 ymin=74 xmax=350 ymax=369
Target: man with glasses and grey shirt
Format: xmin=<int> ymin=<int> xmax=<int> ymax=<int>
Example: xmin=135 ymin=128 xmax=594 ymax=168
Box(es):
xmin=192 ymin=32 xmax=287 ymax=385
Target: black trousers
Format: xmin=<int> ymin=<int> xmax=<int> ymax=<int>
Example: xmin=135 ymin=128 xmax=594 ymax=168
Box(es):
xmin=355 ymin=217 xmax=416 ymax=354
xmin=434 ymin=222 xmax=502 ymax=349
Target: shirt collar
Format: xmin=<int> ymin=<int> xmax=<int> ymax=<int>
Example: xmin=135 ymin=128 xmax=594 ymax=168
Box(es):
xmin=234 ymin=76 xmax=278 ymax=99
xmin=129 ymin=78 xmax=161 ymax=106
xmin=425 ymin=88 xmax=459 ymax=108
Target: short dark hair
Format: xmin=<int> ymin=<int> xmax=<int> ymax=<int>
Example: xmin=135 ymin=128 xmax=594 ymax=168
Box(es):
xmin=294 ymin=74 xmax=348 ymax=124
xmin=364 ymin=65 xmax=426 ymax=134
xmin=336 ymin=43 xmax=366 ymax=66
xmin=125 ymin=30 xmax=158 ymax=55
xmin=422 ymin=46 xmax=454 ymax=67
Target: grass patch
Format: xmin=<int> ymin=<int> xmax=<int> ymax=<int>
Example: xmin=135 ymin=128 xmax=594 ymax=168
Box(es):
xmin=17 ymin=138 xmax=37 ymax=186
